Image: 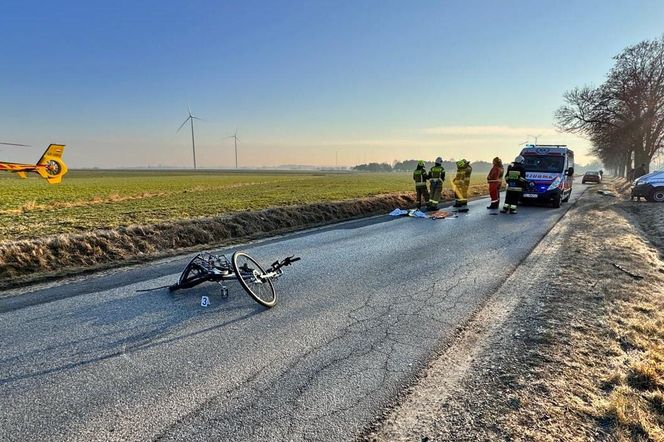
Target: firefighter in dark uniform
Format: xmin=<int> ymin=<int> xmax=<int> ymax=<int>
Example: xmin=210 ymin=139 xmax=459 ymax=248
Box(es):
xmin=413 ymin=160 xmax=430 ymax=210
xmin=452 ymin=159 xmax=472 ymax=211
xmin=501 ymin=155 xmax=527 ymax=214
xmin=427 ymin=157 xmax=446 ymax=210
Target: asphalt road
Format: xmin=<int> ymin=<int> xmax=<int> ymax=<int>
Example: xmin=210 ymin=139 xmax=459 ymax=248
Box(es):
xmin=0 ymin=187 xmax=586 ymax=441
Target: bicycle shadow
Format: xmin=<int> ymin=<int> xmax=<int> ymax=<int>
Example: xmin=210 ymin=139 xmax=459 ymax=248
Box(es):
xmin=0 ymin=281 xmax=266 ymax=385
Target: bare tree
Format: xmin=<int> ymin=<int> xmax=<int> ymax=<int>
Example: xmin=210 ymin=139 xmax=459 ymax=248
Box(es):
xmin=556 ymin=35 xmax=664 ymax=175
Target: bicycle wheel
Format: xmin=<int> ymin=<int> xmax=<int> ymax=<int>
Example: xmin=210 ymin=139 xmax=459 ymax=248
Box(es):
xmin=231 ymin=252 xmax=277 ymax=308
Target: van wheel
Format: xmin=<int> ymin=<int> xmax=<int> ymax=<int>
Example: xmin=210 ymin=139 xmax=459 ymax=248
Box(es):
xmin=552 ymin=194 xmax=562 ymax=208
xmin=648 ymin=187 xmax=664 ymax=202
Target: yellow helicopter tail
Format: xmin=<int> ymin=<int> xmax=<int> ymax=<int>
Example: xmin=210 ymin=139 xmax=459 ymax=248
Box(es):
xmin=36 ymin=144 xmax=68 ymax=184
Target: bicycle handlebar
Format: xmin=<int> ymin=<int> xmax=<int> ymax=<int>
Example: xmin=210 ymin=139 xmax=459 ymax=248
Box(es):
xmin=270 ymin=255 xmax=301 ymax=272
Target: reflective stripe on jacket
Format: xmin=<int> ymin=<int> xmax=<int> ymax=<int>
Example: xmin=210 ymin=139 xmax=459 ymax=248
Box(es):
xmin=453 ymin=165 xmax=472 ymax=186
xmin=429 ymin=165 xmax=445 ymax=182
xmin=413 ymin=168 xmax=428 ymax=187
xmin=505 ymin=165 xmax=526 ymax=192
xmin=487 ymin=165 xmax=504 ymax=182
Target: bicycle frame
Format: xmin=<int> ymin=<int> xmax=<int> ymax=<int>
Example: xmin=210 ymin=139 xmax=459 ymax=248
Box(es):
xmin=169 ymin=252 xmax=300 ymax=293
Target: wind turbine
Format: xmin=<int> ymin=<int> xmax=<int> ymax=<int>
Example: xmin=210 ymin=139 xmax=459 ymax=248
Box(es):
xmin=527 ymin=133 xmax=542 ymax=145
xmin=225 ymin=128 xmax=240 ymax=169
xmin=177 ymin=106 xmax=202 ymax=170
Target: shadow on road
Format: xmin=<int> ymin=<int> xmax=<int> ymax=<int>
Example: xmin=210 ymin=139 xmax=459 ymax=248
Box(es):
xmin=0 ymin=284 xmax=265 ymax=385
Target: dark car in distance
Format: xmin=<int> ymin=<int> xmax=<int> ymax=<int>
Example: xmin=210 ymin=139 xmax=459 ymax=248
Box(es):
xmin=582 ymin=171 xmax=602 ymax=184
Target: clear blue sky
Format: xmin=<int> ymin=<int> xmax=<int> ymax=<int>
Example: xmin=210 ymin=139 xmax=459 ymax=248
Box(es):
xmin=1 ymin=0 xmax=663 ymax=168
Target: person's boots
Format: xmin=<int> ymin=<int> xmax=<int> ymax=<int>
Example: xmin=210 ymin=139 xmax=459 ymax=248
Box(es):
xmin=500 ymin=205 xmax=509 ymax=213
xmin=509 ymin=206 xmax=517 ymax=214
xmin=487 ymin=202 xmax=499 ymax=209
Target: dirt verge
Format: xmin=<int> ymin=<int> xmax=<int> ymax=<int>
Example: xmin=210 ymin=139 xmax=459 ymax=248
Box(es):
xmin=0 ymin=185 xmax=486 ymax=290
xmin=364 ymin=180 xmax=664 ymax=441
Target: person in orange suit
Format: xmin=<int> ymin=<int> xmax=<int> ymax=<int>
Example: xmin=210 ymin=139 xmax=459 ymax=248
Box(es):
xmin=486 ymin=157 xmax=504 ymax=209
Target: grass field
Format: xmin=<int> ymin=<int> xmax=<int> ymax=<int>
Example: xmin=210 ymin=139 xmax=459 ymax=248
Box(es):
xmin=0 ymin=170 xmax=486 ymax=240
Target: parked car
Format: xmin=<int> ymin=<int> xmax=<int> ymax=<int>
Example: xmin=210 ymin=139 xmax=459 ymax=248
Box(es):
xmin=631 ymin=169 xmax=664 ymax=202
xmin=582 ymin=171 xmax=602 ymax=184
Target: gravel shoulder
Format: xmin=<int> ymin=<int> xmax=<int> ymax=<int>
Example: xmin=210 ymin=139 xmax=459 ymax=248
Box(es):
xmin=365 ymin=180 xmax=664 ymax=441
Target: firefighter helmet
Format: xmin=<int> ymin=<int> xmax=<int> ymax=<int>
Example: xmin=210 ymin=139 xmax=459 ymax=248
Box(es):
xmin=435 ymin=157 xmax=443 ymax=164
xmin=417 ymin=160 xmax=425 ymax=167
xmin=456 ymin=159 xmax=468 ymax=168
xmin=514 ymin=155 xmax=525 ymax=164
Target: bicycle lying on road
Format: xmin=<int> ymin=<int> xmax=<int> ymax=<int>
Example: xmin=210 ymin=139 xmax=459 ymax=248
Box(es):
xmin=169 ymin=251 xmax=301 ymax=308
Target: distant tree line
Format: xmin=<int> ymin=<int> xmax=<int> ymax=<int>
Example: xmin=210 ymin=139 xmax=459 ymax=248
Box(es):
xmin=352 ymin=162 xmax=393 ymax=172
xmin=392 ymin=159 xmax=493 ymax=172
xmin=352 ymin=159 xmax=494 ymax=173
xmin=556 ymin=35 xmax=664 ymax=177
xmin=352 ymin=158 xmax=607 ymax=174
